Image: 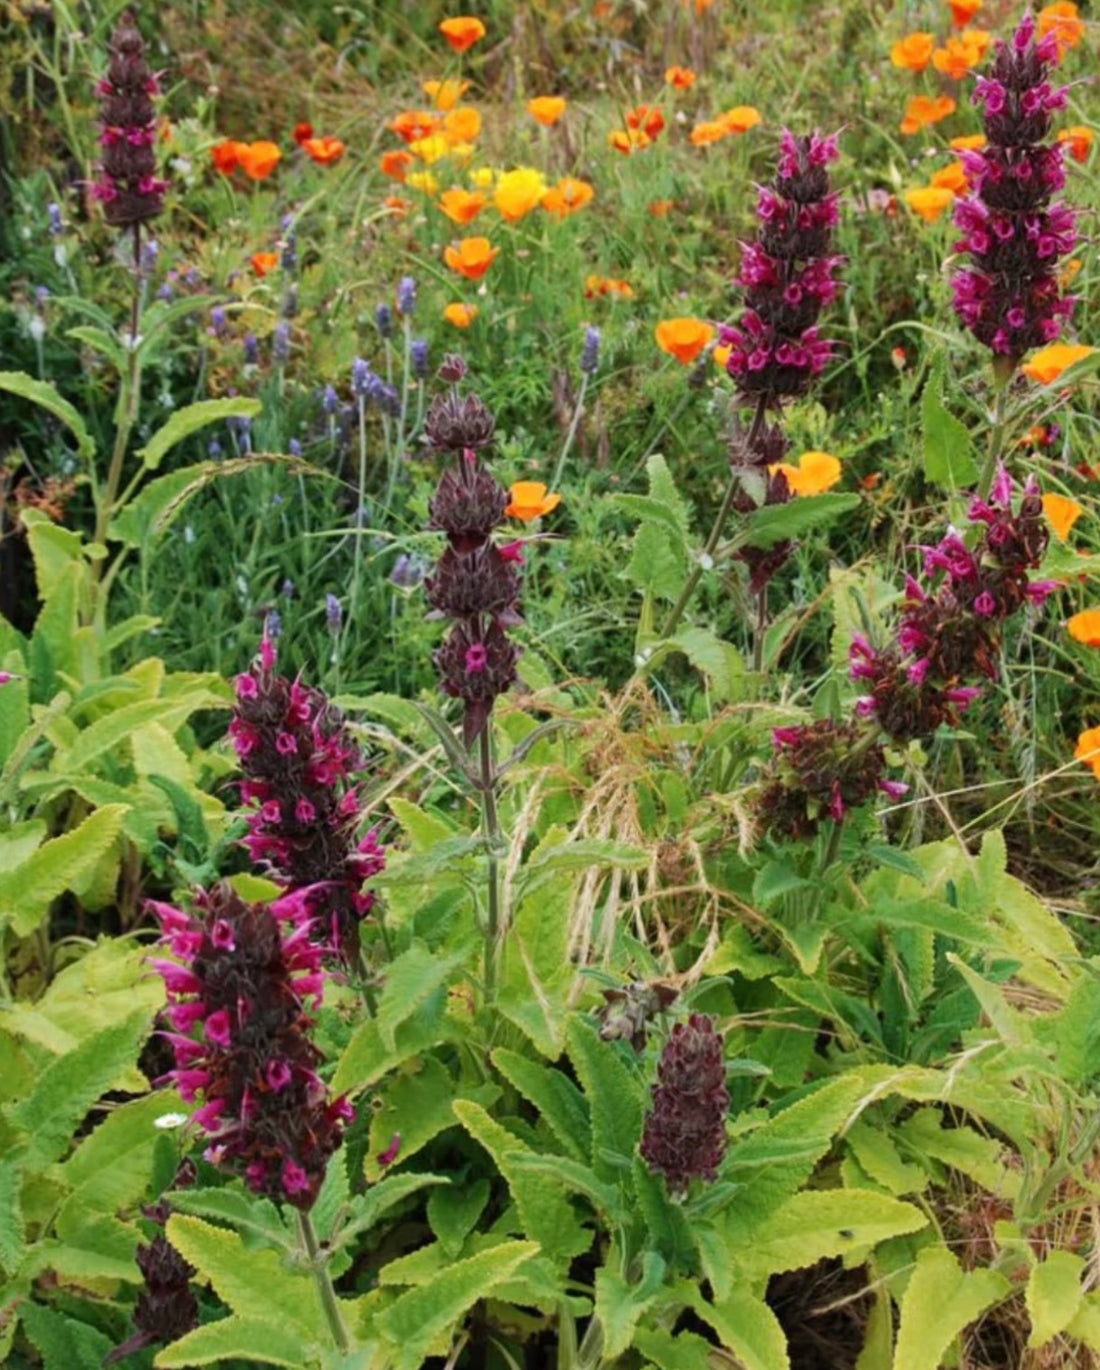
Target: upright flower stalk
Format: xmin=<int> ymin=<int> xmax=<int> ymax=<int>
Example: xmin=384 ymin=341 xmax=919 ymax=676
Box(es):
xmin=951 ymin=12 xmax=1078 ymax=494
xmin=661 ymin=130 xmax=843 ymax=649
xmin=229 ymin=636 xmax=385 ymax=969
xmin=423 ymin=357 xmax=524 ymax=999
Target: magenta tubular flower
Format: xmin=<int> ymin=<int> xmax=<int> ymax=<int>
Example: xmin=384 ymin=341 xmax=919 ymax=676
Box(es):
xmin=150 ymin=884 xmax=352 ymax=1210
xmin=951 ymin=13 xmax=1077 ymax=359
xmin=721 ymin=130 xmax=843 ymax=409
xmin=230 ymin=637 xmax=385 ymax=961
xmin=93 ymin=10 xmax=167 ymax=228
xmin=640 ymin=1014 xmax=730 ymax=1197
xmin=424 ymin=358 xmax=523 ymax=748
xmin=756 ymin=718 xmax=890 ymax=840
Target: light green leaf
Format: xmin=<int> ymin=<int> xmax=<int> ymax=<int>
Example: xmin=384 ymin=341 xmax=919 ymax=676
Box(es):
xmin=329 ymin=1172 xmax=451 ymax=1254
xmin=375 ymin=944 xmax=466 ymax=1053
xmin=667 ymin=627 xmax=745 ymax=702
xmin=894 ymin=1245 xmax=1010 ymax=1370
xmin=845 ymin=1122 xmax=928 ymax=1197
xmin=427 ymin=1179 xmax=491 ymax=1256
xmin=154 ymin=1316 xmax=313 ymax=1368
xmin=922 ymin=355 xmax=980 ymax=488
xmin=594 ymin=1252 xmax=667 ymax=1358
xmin=0 ymin=371 xmax=95 ymax=461
xmin=491 ymin=1048 xmax=590 ymax=1161
xmin=65 ymin=325 xmax=128 ymax=369
xmin=0 ymin=1160 xmax=25 ymax=1275
xmin=365 ymin=1056 xmax=463 ymax=1181
xmin=633 ymin=1327 xmax=716 ymax=1370
xmin=1026 ymin=1251 xmax=1085 ymax=1348
xmin=375 ymin=1239 xmax=539 ymax=1370
xmin=692 ymin=1286 xmax=791 ymax=1370
xmin=620 ymin=454 xmax=693 ymax=602
xmin=745 ymin=493 xmax=861 ymax=550
xmin=332 ymin=989 xmax=451 ymax=1096
xmin=168 ymin=1188 xmax=293 ymax=1249
xmin=566 ymin=1017 xmax=644 ymax=1183
xmin=17 ymin=1301 xmax=113 ymax=1370
xmin=0 ymin=803 xmax=128 ymax=936
xmin=140 ymin=397 xmax=262 ymax=471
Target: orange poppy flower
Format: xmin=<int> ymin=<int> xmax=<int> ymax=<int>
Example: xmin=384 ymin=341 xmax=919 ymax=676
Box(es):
xmin=649 ymin=199 xmax=675 ymax=217
xmin=655 ymin=317 xmax=715 ymax=365
xmin=293 ymin=122 xmax=314 ymax=146
xmin=949 ymin=133 xmax=986 ymax=152
xmin=1022 ymin=343 xmax=1096 ymax=385
xmin=770 ymin=450 xmax=842 ymax=496
xmin=527 ymin=96 xmax=567 ymax=127
xmin=1038 ymin=2 xmax=1084 ymax=54
xmin=383 ymin=195 xmax=411 ymax=217
xmin=1042 ymin=493 xmax=1084 ymax=540
xmin=1076 ymin=725 xmax=1100 ymax=779
xmin=439 ymin=187 xmax=487 ymax=224
xmin=423 ymin=79 xmax=470 ymax=111
xmin=665 ymin=65 xmax=697 ymax=89
xmin=585 ymin=275 xmax=634 ymax=299
xmin=948 ymin=0 xmax=982 ymax=25
xmin=1058 ymin=126 xmax=1093 ymax=163
xmin=444 ymin=107 xmax=482 ymax=145
xmin=904 ymin=186 xmax=956 ymax=223
xmin=1067 ymin=609 xmax=1100 ymax=646
xmin=237 ymin=141 xmax=283 ymax=180
xmin=444 ymin=236 xmax=499 ymax=280
xmin=439 ymin=16 xmax=486 ymax=52
xmin=443 ymin=302 xmax=479 ymax=328
xmin=211 ymin=139 xmax=247 ymax=174
xmin=900 ymin=95 xmax=957 ymax=136
xmin=493 ymin=167 xmax=547 ymax=221
xmin=690 ymin=120 xmax=728 ymax=147
xmin=891 ymin=32 xmax=935 ymax=71
xmin=720 ymin=105 xmax=762 ymax=134
xmin=390 ymin=110 xmax=441 ymax=144
xmin=932 ymin=31 xmax=990 ymax=79
xmin=302 ymin=135 xmax=345 ymax=166
xmin=250 ymin=251 xmax=279 ymax=276
xmin=626 ymin=105 xmax=665 ymax=139
xmin=609 ymin=128 xmax=651 ymax=154
xmin=506 ymin=481 xmax=561 ymax=521
xmin=931 ymin=160 xmax=968 ymax=193
xmin=381 ymin=149 xmax=413 ymax=182
xmin=541 ymin=176 xmax=594 ymax=218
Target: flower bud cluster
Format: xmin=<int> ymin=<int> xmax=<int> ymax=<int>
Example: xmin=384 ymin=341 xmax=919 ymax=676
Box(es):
xmin=640 ymin=1013 xmax=729 ymax=1196
xmin=424 ymin=359 xmax=522 ymax=747
xmin=150 ymin=883 xmax=352 ymax=1210
xmin=720 ymin=131 xmax=842 ymax=406
xmin=92 ymin=10 xmax=167 ymax=228
xmin=229 ymin=636 xmax=385 ymax=960
xmin=952 ymin=13 xmax=1077 ymax=358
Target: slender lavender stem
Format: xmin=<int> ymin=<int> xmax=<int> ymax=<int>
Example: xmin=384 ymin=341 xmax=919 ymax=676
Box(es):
xmin=550 ymin=371 xmax=590 ymax=493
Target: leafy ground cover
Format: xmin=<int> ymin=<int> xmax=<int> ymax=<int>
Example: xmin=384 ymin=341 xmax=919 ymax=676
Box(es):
xmin=2 ymin=1 xmax=1100 ymax=1367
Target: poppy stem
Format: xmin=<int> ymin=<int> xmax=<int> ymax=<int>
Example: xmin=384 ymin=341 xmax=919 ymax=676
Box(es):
xmin=550 ymin=371 xmax=590 ymax=494
xmin=660 ymin=396 xmax=768 ymax=639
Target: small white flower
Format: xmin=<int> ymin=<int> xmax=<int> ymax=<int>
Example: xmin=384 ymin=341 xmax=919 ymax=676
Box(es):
xmin=154 ymin=1111 xmax=189 ymax=1130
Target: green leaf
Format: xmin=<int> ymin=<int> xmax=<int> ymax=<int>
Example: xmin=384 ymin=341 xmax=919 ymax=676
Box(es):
xmin=844 ymin=1122 xmax=927 ymax=1197
xmin=1026 ymin=1251 xmax=1086 ymax=1348
xmin=491 ymin=1048 xmax=590 ymax=1162
xmin=58 ymin=1091 xmax=179 ymax=1220
xmin=566 ymin=1017 xmax=644 ymax=1184
xmin=140 ymin=397 xmax=263 ymax=471
xmin=692 ymin=1287 xmax=791 ymax=1370
xmin=0 ymin=804 xmax=129 ymax=937
xmin=633 ymin=1327 xmax=716 ymax=1370
xmin=731 ymin=1188 xmax=926 ymax=1278
xmin=744 ymin=493 xmax=861 ymax=550
xmin=65 ymin=324 xmax=128 ymax=370
xmin=164 ymin=1213 xmax=326 ymax=1338
xmin=375 ymin=1239 xmax=539 ymax=1370
xmin=365 ymin=1056 xmax=464 ymax=1181
xmin=0 ymin=371 xmax=95 ymax=462
xmin=165 ymin=1188 xmax=293 ymax=1251
xmin=375 ymin=944 xmax=466 ymax=1053
xmin=452 ymin=1100 xmax=590 ymax=1262
xmin=427 ymin=1178 xmax=491 ymax=1256
xmin=620 ymin=454 xmax=693 ymax=602
xmin=332 ymin=988 xmax=451 ymax=1095
xmin=7 ymin=1010 xmax=152 ymax=1167
xmin=921 ymin=354 xmax=980 ymax=488
xmin=667 ymin=627 xmax=745 ymax=702
xmin=154 ymin=1317 xmax=313 ymax=1368
xmin=893 ymin=1246 xmax=1010 ymax=1370
xmin=330 ymin=1173 xmax=451 ymax=1254
xmin=895 ymin=1109 xmax=1018 ymax=1198
xmin=0 ymin=1160 xmax=25 ymax=1275
xmin=17 ymin=1302 xmax=113 ymax=1370
xmin=594 ymin=1251 xmax=667 ymax=1358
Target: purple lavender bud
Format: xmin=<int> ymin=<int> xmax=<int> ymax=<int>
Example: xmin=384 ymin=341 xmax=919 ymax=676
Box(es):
xmin=369 ymin=375 xmax=401 ymax=417
xmin=281 ymin=578 xmax=296 ymax=599
xmin=272 ymin=321 xmax=291 ymax=366
xmin=207 ymin=437 xmax=222 ymax=458
xmin=282 ymin=284 xmax=299 ymax=319
xmin=376 ymin=302 xmax=394 ymax=338
xmin=325 ymin=593 xmax=342 ymax=632
xmin=396 ymin=275 xmax=417 ymax=317
xmin=322 ymin=383 xmax=339 ymax=415
xmin=391 ymin=552 xmax=428 ymax=589
xmin=409 ymin=340 xmax=428 ymax=379
xmin=140 ymin=237 xmax=159 ymax=274
xmin=208 ymin=306 xmax=227 ymax=339
xmin=350 ymin=357 xmax=372 ymax=399
xmin=288 ymin=438 xmax=302 ymax=457
xmin=47 ymin=201 xmax=63 ymax=235
xmin=281 ymin=228 xmax=298 ymax=272
xmin=157 ymin=281 xmax=174 ymax=301
xmin=264 ymin=608 xmax=282 ymax=640
xmin=580 ymin=325 xmax=601 ymax=375
xmin=227 ymin=415 xmax=252 ymax=454
xmin=640 ymin=1014 xmax=729 ymax=1197
xmin=243 ymin=332 xmax=260 ymax=365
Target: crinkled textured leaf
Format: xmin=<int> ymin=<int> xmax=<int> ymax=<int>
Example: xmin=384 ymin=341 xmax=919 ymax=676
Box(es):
xmin=1026 ymin=1251 xmax=1086 ymax=1348
xmin=894 ymin=1246 xmax=1010 ymax=1370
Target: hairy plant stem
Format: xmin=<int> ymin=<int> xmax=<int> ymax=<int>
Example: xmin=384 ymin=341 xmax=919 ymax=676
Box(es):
xmin=977 ymin=361 xmax=1015 ymax=501
xmin=296 ymin=1210 xmax=350 ymax=1355
xmin=478 ymin=721 xmax=502 ymax=1004
xmin=349 ymin=394 xmax=369 ymax=625
xmin=550 ymin=371 xmax=590 ymax=494
xmin=660 ymin=397 xmax=769 ymax=640
xmin=752 ymin=585 xmax=768 ymax=673
xmin=91 ymin=222 xmax=144 ymax=614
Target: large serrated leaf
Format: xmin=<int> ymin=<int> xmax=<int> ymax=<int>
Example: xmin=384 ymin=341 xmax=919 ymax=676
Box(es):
xmin=0 ymin=804 xmax=129 ymax=936
xmin=594 ymin=1251 xmax=667 ymax=1358
xmin=745 ymin=493 xmax=861 ymax=550
xmin=0 ymin=371 xmax=95 ymax=461
xmin=691 ymin=1287 xmax=791 ymax=1370
xmin=894 ymin=1245 xmax=1009 ymax=1370
xmin=154 ymin=1316 xmax=313 ymax=1368
xmin=491 ymin=1048 xmax=590 ymax=1161
xmin=375 ymin=944 xmax=467 ymax=1052
xmin=566 ymin=1017 xmax=644 ymax=1183
xmin=0 ymin=1160 xmax=25 ymax=1276
xmin=139 ymin=397 xmax=263 ymax=471
xmin=921 ymin=354 xmax=980 ymax=488
xmin=1026 ymin=1251 xmax=1086 ymax=1348
xmin=668 ymin=626 xmax=745 ymax=702
xmin=17 ymin=1302 xmax=113 ymax=1370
